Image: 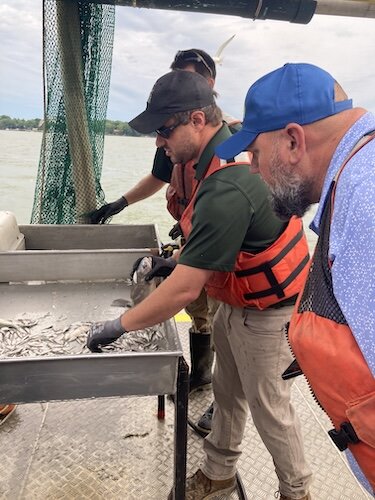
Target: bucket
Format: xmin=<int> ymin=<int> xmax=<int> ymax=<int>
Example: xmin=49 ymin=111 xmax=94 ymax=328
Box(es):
xmin=0 ymin=211 xmax=26 ymax=251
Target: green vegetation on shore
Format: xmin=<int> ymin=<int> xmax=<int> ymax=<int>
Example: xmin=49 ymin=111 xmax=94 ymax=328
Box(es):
xmin=0 ymin=115 xmax=41 ymax=131
xmin=0 ymin=115 xmax=147 ymax=136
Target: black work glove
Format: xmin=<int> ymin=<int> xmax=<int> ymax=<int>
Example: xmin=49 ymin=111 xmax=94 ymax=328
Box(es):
xmin=132 ymin=256 xmax=177 ymax=282
xmin=168 ymin=222 xmax=182 ymax=240
xmin=88 ymin=196 xmax=128 ymax=224
xmin=86 ymin=317 xmax=127 ymax=352
xmin=144 ymin=256 xmax=177 ymax=281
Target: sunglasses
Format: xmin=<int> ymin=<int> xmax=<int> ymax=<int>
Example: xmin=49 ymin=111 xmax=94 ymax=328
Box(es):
xmin=155 ymin=121 xmax=182 ymax=139
xmin=174 ymin=50 xmax=214 ymax=79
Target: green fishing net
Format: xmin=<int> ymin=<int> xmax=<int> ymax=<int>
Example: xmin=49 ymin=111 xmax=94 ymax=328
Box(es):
xmin=31 ymin=0 xmax=115 ymax=224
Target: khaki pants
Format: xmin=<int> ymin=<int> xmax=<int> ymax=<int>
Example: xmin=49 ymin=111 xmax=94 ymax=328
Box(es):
xmin=202 ymin=303 xmax=312 ymax=498
xmin=185 ymin=288 xmax=219 ymax=333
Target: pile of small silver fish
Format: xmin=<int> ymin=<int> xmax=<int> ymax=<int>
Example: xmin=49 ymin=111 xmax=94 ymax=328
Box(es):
xmin=0 ymin=314 xmax=167 ymax=359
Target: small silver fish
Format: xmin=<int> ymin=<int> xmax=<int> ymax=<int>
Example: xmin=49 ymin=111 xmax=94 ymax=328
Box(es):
xmin=0 ymin=313 xmax=167 ymax=359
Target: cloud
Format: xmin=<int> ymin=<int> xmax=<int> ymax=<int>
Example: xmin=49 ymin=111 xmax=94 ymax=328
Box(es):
xmin=109 ymin=7 xmax=375 ymax=120
xmin=0 ymin=2 xmax=42 ymax=118
xmin=1 ymin=1 xmax=374 ymax=120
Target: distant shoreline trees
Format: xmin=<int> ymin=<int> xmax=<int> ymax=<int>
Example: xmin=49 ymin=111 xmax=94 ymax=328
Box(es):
xmin=0 ymin=115 xmax=41 ymax=131
xmin=0 ymin=115 xmax=148 ymax=137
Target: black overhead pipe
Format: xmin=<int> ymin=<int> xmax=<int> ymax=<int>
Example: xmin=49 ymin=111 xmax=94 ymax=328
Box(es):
xmin=84 ymin=0 xmax=317 ymax=25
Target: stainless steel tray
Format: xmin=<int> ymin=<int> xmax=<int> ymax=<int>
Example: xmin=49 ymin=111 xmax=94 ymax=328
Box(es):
xmin=0 ymin=224 xmax=160 ymax=282
xmin=0 ymin=224 xmax=183 ymax=404
xmin=0 ymin=281 xmax=182 ymax=403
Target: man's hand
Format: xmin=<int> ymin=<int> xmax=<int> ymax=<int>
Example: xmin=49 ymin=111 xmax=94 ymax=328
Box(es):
xmin=87 ymin=317 xmax=127 ymax=352
xmin=88 ymin=196 xmax=128 ymax=224
xmin=168 ymin=222 xmax=182 ymax=240
xmin=145 ymin=256 xmax=176 ymax=281
xmin=145 ymin=257 xmax=177 ymax=281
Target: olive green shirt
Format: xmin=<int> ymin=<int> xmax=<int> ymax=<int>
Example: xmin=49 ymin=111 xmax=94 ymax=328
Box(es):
xmin=179 ymin=124 xmax=287 ymax=272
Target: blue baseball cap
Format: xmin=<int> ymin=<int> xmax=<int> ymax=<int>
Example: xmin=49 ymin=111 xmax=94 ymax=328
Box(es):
xmin=215 ymin=63 xmax=353 ymax=159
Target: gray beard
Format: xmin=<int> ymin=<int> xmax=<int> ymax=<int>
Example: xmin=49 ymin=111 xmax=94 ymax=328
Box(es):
xmin=268 ymin=147 xmax=313 ymax=220
xmin=269 ymin=180 xmax=312 ymax=220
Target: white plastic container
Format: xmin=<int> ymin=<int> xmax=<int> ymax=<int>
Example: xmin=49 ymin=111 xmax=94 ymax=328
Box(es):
xmin=0 ymin=211 xmax=25 ymax=251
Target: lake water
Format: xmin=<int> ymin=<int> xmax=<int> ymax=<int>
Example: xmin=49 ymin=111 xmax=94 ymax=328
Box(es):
xmin=0 ymin=130 xmax=318 ymax=250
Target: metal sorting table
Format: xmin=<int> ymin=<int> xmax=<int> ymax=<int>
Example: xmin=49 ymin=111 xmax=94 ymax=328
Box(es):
xmin=0 ymin=224 xmax=189 ymax=499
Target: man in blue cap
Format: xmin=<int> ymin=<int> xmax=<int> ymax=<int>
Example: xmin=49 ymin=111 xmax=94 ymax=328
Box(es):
xmin=216 ymin=62 xmax=375 ymax=495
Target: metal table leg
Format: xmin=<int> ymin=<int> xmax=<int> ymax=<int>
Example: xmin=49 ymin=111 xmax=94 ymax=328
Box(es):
xmin=157 ymin=395 xmax=165 ymax=420
xmin=173 ymin=356 xmax=189 ymax=500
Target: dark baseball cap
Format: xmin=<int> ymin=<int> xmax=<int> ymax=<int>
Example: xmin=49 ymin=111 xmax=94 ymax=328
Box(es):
xmin=128 ymin=71 xmax=215 ymax=134
xmin=171 ymin=49 xmax=216 ymax=80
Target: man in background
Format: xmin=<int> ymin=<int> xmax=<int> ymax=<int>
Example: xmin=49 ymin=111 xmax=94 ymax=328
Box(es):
xmin=216 ymin=62 xmax=375 ymax=495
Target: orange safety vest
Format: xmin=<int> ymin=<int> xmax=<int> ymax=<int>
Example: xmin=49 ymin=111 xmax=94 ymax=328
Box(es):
xmin=166 ymin=159 xmax=196 ymax=221
xmin=288 ymin=134 xmax=375 ymax=490
xmin=180 ymin=155 xmax=310 ymax=310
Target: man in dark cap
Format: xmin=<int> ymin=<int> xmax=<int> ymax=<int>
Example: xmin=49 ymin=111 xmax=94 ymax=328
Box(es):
xmin=89 ymin=50 xmax=222 ymax=412
xmin=216 ymin=62 xmax=375 ymax=495
xmin=86 ymin=70 xmax=312 ymax=500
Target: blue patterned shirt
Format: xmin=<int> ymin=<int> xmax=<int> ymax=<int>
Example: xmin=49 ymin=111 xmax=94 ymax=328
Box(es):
xmin=311 ymin=112 xmax=375 ymax=494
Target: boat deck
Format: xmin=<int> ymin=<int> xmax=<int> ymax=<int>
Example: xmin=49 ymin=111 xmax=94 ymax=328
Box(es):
xmin=0 ymin=321 xmax=371 ymax=500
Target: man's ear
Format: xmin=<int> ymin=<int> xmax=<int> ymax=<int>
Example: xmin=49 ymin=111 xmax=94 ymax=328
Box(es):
xmin=283 ymin=123 xmax=306 ymax=164
xmin=207 ymin=77 xmax=215 ymax=89
xmin=190 ymin=110 xmax=206 ymax=130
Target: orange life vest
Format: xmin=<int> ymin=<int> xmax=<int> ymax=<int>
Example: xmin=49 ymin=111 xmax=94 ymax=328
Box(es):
xmin=288 ymin=135 xmax=375 ymax=490
xmin=166 ymin=159 xmax=196 ymax=221
xmin=180 ymin=155 xmax=310 ymax=310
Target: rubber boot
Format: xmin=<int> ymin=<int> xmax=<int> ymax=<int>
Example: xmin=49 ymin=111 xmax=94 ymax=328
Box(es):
xmin=189 ymin=330 xmax=214 ymax=393
xmin=196 ymin=402 xmax=214 ymax=434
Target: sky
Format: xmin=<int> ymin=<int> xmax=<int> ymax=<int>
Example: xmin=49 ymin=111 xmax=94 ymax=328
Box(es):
xmin=1 ymin=1 xmax=375 ymax=122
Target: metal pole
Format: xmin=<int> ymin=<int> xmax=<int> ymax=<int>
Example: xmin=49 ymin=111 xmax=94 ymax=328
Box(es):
xmin=173 ymin=357 xmax=189 ymax=500
xmin=96 ymin=0 xmax=375 ymax=21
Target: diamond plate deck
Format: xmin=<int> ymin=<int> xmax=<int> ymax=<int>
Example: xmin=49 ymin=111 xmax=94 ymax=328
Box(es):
xmin=0 ymin=323 xmax=371 ymax=500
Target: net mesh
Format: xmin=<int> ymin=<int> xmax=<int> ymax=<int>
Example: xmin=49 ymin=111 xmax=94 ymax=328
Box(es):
xmin=31 ymin=0 xmax=115 ymax=224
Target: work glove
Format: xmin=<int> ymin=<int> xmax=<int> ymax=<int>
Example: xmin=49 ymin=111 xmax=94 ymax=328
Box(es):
xmin=132 ymin=256 xmax=177 ymax=282
xmin=168 ymin=222 xmax=182 ymax=240
xmin=86 ymin=317 xmax=127 ymax=352
xmin=88 ymin=196 xmax=128 ymax=224
xmin=145 ymin=256 xmax=177 ymax=280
